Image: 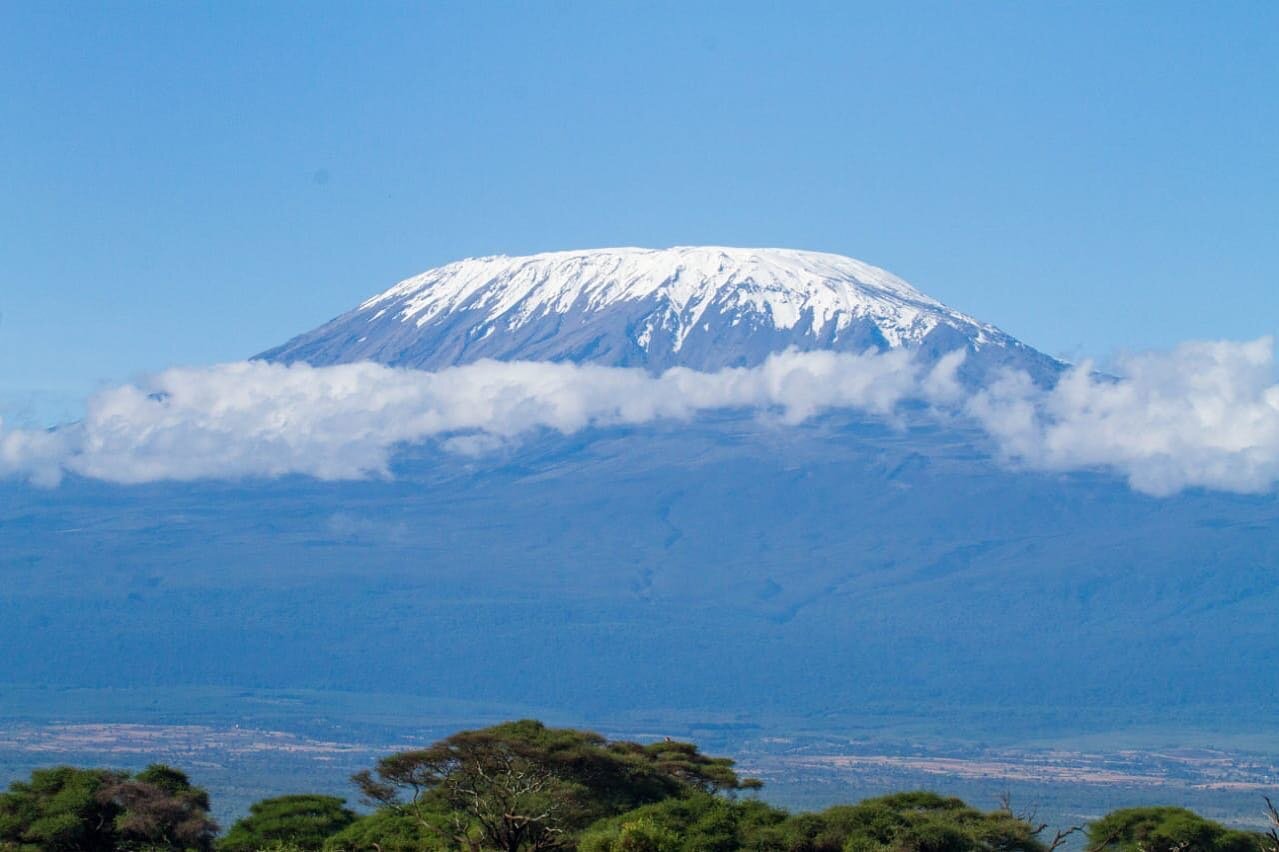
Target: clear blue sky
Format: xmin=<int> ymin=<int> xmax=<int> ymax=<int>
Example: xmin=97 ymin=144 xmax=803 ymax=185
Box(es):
xmin=2 ymin=1 xmax=1277 ymax=405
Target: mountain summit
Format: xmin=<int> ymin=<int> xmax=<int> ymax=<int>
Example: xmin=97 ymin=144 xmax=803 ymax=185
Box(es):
xmin=260 ymin=247 xmax=1059 ymax=380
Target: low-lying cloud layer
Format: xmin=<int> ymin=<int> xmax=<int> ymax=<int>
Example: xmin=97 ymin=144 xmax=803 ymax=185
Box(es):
xmin=0 ymin=349 xmax=961 ymax=487
xmin=968 ymin=338 xmax=1279 ymax=496
xmin=3 ymin=340 xmax=1279 ymax=496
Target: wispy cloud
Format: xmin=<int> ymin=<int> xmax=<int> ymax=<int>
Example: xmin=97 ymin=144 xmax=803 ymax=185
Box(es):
xmin=3 ymin=340 xmax=1279 ymax=496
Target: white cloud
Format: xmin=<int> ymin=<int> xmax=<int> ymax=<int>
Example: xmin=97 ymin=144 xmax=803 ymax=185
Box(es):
xmin=4 ymin=340 xmax=1279 ymax=497
xmin=0 ymin=349 xmax=959 ymax=486
xmin=967 ymin=338 xmax=1279 ymax=496
xmin=0 ymin=425 xmax=70 ymax=488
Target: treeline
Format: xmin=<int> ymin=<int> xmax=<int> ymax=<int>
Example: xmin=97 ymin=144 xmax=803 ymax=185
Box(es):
xmin=1 ymin=720 xmax=1277 ymax=852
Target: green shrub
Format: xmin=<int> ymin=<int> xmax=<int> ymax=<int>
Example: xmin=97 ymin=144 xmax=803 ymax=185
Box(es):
xmin=1087 ymin=807 xmax=1262 ymax=852
xmin=321 ymin=807 xmax=452 ymax=852
xmin=220 ymin=795 xmax=355 ymax=852
xmin=0 ymin=764 xmax=217 ymax=852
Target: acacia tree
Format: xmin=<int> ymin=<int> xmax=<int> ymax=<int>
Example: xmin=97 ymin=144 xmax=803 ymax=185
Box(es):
xmin=354 ymin=736 xmax=580 ymax=851
xmin=351 ymin=721 xmax=762 ymax=852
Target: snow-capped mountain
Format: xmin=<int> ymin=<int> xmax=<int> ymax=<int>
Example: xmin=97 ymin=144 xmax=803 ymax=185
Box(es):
xmin=260 ymin=247 xmax=1060 ymax=381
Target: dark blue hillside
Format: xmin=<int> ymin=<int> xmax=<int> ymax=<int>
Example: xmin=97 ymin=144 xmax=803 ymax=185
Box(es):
xmin=2 ymin=412 xmax=1277 ymax=739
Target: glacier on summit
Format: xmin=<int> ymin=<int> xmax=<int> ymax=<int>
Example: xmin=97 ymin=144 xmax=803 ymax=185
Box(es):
xmin=259 ymin=247 xmax=1062 ymax=383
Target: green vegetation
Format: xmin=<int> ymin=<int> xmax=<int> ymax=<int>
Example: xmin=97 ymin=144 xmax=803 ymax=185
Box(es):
xmin=220 ymin=796 xmax=356 ymax=852
xmin=1 ymin=722 xmax=1275 ymax=852
xmin=347 ymin=720 xmax=760 ymax=852
xmin=577 ymin=791 xmax=1054 ymax=852
xmin=0 ymin=763 xmax=217 ymax=851
xmin=1086 ymin=807 xmax=1262 ymax=852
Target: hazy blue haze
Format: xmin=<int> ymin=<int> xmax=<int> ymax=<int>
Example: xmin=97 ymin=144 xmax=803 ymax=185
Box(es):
xmin=6 ymin=413 xmax=1278 ymax=723
xmin=2 ymin=1 xmax=1278 ymax=407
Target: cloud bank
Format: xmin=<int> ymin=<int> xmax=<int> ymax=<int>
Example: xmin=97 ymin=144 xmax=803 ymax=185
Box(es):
xmin=3 ymin=340 xmax=1279 ymax=496
xmin=967 ymin=338 xmax=1279 ymax=496
xmin=0 ymin=348 xmax=961 ymax=487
